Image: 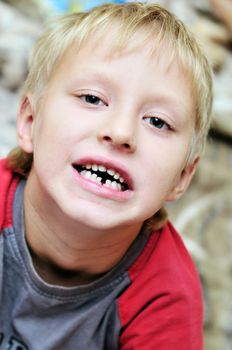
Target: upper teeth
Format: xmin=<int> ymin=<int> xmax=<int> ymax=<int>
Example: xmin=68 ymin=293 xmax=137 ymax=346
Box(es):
xmin=85 ymin=164 xmax=125 ymax=183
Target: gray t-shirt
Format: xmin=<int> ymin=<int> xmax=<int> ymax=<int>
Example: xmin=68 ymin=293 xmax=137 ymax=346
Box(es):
xmin=0 ymin=181 xmax=149 ymax=350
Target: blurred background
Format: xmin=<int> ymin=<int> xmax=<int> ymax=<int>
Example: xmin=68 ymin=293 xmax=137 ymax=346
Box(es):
xmin=0 ymin=0 xmax=231 ymax=348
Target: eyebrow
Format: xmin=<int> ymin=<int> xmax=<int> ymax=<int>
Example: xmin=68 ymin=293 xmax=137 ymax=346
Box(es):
xmin=68 ymin=71 xmax=114 ymax=90
xmin=144 ymin=90 xmax=193 ymax=119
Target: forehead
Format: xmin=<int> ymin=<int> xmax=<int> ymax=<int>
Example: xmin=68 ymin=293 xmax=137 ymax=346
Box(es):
xmin=47 ymin=29 xmax=195 ymax=127
xmin=54 ymin=25 xmax=194 ymax=102
xmin=59 ymin=22 xmax=180 ymax=75
xmin=56 ymin=32 xmax=179 ymax=84
xmin=77 ymin=21 xmax=173 ymax=61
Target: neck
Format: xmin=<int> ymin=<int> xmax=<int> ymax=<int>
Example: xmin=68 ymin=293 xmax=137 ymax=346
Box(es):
xmin=23 ymin=176 xmax=142 ymax=286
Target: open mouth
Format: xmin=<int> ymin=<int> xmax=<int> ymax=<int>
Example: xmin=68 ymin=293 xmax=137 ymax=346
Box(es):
xmin=72 ymin=163 xmax=130 ymax=192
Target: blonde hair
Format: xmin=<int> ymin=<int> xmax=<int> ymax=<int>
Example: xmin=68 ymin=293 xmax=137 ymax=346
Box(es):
xmin=8 ymin=2 xmax=213 ymax=227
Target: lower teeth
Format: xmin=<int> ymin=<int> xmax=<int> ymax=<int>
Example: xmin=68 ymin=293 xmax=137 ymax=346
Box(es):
xmin=80 ymin=169 xmax=122 ymax=191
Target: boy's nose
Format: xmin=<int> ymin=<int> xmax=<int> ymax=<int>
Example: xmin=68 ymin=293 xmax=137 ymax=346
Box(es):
xmin=97 ymin=118 xmax=136 ymax=153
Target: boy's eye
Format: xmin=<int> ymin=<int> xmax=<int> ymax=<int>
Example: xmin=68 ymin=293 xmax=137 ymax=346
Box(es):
xmin=144 ymin=116 xmax=171 ymax=130
xmin=80 ymin=94 xmax=107 ymax=106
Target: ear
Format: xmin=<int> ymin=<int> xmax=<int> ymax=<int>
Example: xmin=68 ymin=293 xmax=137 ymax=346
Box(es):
xmin=166 ymin=155 xmax=200 ymax=202
xmin=17 ymin=96 xmax=35 ymax=154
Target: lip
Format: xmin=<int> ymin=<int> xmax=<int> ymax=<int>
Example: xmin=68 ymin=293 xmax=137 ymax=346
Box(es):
xmin=71 ymin=156 xmax=134 ymax=201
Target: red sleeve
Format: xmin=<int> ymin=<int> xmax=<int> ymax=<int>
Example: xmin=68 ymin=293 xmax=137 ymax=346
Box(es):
xmin=0 ymin=158 xmax=19 ymax=230
xmin=118 ymin=222 xmax=203 ymax=350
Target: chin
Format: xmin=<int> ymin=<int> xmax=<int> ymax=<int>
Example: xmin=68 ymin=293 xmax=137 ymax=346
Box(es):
xmin=58 ymin=202 xmax=123 ymax=229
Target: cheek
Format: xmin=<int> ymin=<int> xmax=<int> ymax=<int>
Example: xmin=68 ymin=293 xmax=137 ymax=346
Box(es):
xmin=33 ymin=108 xmax=70 ymax=148
xmin=32 ymin=120 xmax=66 ymax=175
xmin=140 ymin=146 xmax=185 ymax=194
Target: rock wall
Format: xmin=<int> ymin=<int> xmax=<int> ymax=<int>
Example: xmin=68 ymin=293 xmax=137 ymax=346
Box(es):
xmin=169 ymin=139 xmax=232 ymax=350
xmin=0 ymin=1 xmax=42 ymax=156
xmin=0 ymin=1 xmax=232 ymax=349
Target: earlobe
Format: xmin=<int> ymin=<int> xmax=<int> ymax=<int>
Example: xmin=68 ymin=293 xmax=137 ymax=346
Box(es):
xmin=17 ymin=96 xmax=35 ymax=154
xmin=166 ymin=155 xmax=200 ymax=202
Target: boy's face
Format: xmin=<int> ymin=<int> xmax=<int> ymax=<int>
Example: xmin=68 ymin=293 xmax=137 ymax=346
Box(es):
xmin=18 ymin=32 xmax=198 ymax=231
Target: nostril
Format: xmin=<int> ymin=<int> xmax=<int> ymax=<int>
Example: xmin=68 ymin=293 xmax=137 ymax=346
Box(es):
xmin=103 ymin=136 xmax=112 ymax=142
xmin=99 ymin=133 xmax=135 ymax=152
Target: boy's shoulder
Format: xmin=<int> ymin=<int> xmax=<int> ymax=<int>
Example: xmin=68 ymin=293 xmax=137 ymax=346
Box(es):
xmin=119 ymin=221 xmax=202 ymax=321
xmin=0 ymin=158 xmax=20 ymax=231
xmin=118 ymin=222 xmax=203 ymax=348
xmin=129 ymin=221 xmax=201 ymax=284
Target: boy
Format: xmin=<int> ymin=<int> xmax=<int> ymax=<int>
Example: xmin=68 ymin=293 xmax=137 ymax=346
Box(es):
xmin=0 ymin=2 xmax=213 ymax=349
